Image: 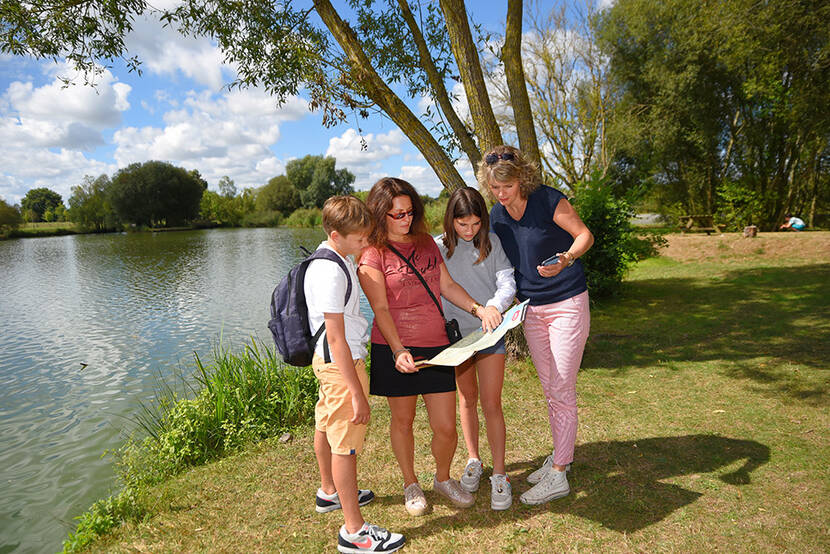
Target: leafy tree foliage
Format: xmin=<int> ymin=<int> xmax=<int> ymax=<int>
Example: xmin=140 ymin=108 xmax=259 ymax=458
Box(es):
xmin=68 ymin=174 xmax=119 ymax=231
xmin=109 ymin=161 xmax=204 ymax=227
xmin=0 ymin=197 xmax=23 ymax=231
xmin=286 ymin=155 xmax=354 ymax=208
xmin=218 ymin=176 xmax=237 ymax=199
xmin=20 ymin=187 xmax=63 ymax=222
xmin=0 ymin=0 xmax=541 ymax=191
xmin=596 ymin=0 xmax=830 ymax=229
xmin=256 ymin=175 xmax=301 ymax=215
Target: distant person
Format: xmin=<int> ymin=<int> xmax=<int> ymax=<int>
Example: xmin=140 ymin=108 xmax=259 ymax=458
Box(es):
xmin=437 ymin=187 xmax=516 ymax=510
xmin=358 ymin=177 xmax=500 ymax=516
xmin=780 ymin=213 xmax=806 ymax=231
xmin=305 ymin=196 xmax=404 ymax=553
xmin=479 ymin=145 xmax=594 ymax=506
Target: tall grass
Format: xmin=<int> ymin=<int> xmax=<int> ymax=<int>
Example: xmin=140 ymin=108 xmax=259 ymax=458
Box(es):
xmin=64 ymin=338 xmax=318 ymax=552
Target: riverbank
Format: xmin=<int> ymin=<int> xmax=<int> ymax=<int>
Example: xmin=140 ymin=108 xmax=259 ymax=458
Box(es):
xmin=72 ymin=232 xmax=829 ymax=552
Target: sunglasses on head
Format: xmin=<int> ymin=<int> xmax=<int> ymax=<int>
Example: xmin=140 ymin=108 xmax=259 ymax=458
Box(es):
xmin=386 ymin=209 xmax=415 ymax=220
xmin=485 ymin=152 xmax=516 ymax=165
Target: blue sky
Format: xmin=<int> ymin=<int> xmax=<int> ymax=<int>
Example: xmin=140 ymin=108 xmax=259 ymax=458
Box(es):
xmin=0 ymin=1 xmax=536 ymax=205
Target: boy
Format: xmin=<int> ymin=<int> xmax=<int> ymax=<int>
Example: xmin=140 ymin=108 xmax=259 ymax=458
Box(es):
xmin=304 ymin=196 xmax=405 ymax=553
xmin=780 ymin=213 xmax=806 ymax=231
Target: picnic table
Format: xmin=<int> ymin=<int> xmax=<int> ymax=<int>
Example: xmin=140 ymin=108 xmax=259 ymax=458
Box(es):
xmin=678 ymin=215 xmax=726 ymax=235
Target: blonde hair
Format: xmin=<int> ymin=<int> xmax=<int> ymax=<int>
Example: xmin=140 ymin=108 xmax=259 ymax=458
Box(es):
xmin=476 ymin=145 xmax=541 ymax=203
xmin=322 ymin=195 xmax=372 ymax=236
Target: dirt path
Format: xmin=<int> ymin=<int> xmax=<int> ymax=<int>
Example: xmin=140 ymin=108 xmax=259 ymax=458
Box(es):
xmin=660 ymin=231 xmax=830 ymax=264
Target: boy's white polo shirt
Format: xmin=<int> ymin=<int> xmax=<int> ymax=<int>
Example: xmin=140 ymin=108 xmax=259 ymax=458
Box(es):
xmin=303 ymin=241 xmax=369 ymax=360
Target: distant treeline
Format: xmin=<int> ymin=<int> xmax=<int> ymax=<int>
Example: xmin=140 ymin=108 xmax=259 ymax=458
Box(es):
xmin=0 ymin=155 xmax=425 ymax=234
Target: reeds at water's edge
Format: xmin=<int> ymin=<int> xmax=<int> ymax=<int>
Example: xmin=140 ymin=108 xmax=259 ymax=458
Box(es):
xmin=64 ymin=338 xmax=319 ymax=552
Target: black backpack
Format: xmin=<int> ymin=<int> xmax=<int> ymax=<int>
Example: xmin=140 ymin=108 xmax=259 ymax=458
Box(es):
xmin=268 ymin=247 xmax=352 ymax=367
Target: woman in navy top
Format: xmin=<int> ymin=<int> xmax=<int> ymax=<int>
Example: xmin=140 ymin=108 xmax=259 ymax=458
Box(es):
xmin=478 ymin=145 xmax=594 ymax=506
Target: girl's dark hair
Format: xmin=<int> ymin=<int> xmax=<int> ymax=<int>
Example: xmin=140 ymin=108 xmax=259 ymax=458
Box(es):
xmin=365 ymin=177 xmax=430 ymax=248
xmin=442 ymin=187 xmax=491 ymax=265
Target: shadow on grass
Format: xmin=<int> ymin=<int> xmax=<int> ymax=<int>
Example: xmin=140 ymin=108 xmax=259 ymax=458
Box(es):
xmin=388 ymin=434 xmax=769 ymax=539
xmin=584 ymin=264 xmax=830 ymax=404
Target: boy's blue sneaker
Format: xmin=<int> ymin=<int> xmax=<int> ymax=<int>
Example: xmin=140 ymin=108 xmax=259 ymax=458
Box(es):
xmin=338 ymin=522 xmax=405 ymax=553
xmin=316 ymin=488 xmax=375 ymax=513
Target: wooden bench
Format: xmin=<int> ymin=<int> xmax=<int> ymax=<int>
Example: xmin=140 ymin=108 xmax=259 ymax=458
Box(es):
xmin=678 ymin=215 xmax=726 ymax=235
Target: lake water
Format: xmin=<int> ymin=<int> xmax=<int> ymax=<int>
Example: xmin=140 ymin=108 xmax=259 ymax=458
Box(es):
xmin=0 ymin=227 xmax=349 ymax=553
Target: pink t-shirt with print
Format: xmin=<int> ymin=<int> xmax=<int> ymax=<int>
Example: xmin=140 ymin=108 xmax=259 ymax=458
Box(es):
xmin=359 ymin=237 xmax=449 ymax=347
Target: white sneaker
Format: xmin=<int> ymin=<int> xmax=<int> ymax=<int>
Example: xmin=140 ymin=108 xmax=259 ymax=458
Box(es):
xmin=337 ymin=522 xmax=405 ymax=553
xmin=527 ymin=454 xmax=571 ymax=485
xmin=433 ymin=476 xmax=475 ymax=508
xmin=490 ymin=473 xmax=512 ymax=510
xmin=403 ymin=482 xmax=428 ymax=516
xmin=460 ymin=458 xmax=483 ymax=492
xmin=520 ymin=468 xmax=569 ymax=505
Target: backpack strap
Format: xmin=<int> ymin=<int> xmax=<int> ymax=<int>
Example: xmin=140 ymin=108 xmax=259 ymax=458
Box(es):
xmin=306 ymin=248 xmax=352 ymax=364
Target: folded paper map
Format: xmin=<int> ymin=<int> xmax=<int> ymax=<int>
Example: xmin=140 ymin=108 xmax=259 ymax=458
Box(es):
xmin=414 ymin=300 xmax=530 ymax=367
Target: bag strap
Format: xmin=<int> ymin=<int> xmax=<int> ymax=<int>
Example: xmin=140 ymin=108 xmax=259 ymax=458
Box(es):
xmin=386 ymin=243 xmax=446 ymax=321
xmin=305 ymin=248 xmax=352 ymax=363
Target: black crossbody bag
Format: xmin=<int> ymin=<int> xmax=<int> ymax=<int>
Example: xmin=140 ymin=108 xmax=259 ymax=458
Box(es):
xmin=387 ymin=244 xmax=462 ymax=345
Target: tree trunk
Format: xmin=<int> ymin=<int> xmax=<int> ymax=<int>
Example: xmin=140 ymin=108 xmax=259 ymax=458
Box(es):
xmin=439 ymin=0 xmax=503 ymax=152
xmin=396 ymin=0 xmax=481 ymax=172
xmin=314 ymin=0 xmax=466 ymax=191
xmin=503 ymin=0 xmax=540 ymax=168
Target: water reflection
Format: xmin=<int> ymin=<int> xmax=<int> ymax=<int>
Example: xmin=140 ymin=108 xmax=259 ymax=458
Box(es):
xmin=0 ymin=227 xmax=332 ymax=553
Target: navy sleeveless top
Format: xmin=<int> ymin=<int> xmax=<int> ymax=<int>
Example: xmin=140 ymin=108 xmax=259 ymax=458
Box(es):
xmin=490 ymin=185 xmax=588 ymax=305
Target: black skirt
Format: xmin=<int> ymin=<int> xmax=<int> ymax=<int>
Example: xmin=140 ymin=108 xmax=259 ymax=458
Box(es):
xmin=369 ymin=343 xmax=455 ymax=397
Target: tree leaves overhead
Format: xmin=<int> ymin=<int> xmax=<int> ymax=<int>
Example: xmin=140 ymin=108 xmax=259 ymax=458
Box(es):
xmin=1 ymin=0 xmax=546 ymax=192
xmin=0 ymin=0 xmax=147 ymax=84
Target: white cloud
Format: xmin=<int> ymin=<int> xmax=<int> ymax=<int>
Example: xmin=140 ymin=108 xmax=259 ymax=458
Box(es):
xmin=0 ymin=147 xmax=114 ymax=204
xmin=326 ymin=128 xmax=406 ymax=166
xmin=112 ymin=88 xmax=310 ymax=188
xmin=3 ymin=66 xmax=130 ymax=133
xmin=125 ymin=11 xmax=231 ymax=90
xmin=399 ymin=164 xmax=443 ymax=197
xmin=0 ymin=64 xmax=129 ymax=201
xmin=325 ymin=128 xmax=408 ymax=190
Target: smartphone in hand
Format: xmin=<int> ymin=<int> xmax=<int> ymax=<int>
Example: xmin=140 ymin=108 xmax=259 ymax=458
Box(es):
xmin=541 ymin=254 xmax=560 ymax=266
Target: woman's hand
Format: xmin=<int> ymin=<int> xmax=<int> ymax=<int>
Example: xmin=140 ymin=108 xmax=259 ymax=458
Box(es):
xmin=537 ymin=253 xmax=568 ymax=278
xmin=479 ymin=305 xmax=502 ymax=332
xmin=394 ymin=349 xmax=418 ymax=373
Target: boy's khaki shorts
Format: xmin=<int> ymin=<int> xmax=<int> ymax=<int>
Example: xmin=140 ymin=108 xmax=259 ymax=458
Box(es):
xmin=312 ymin=356 xmax=369 ymax=456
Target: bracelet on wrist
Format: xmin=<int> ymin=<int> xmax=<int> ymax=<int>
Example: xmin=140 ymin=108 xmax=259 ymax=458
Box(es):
xmin=392 ymin=348 xmax=410 ymax=361
xmin=470 ymin=302 xmax=482 ymax=317
xmin=564 ymin=252 xmax=576 ymax=267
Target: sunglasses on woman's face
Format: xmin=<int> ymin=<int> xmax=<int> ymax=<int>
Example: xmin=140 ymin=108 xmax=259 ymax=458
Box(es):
xmin=484 ymin=152 xmax=516 ymax=165
xmin=387 ymin=209 xmax=415 ymax=220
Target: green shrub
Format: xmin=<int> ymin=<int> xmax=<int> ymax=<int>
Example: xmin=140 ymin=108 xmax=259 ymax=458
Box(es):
xmin=241 ymin=210 xmax=283 ymax=227
xmin=424 ymin=196 xmax=449 ymax=234
xmin=572 ymin=173 xmax=641 ymax=298
xmin=283 ymin=208 xmax=323 ymax=228
xmin=716 ymin=180 xmax=764 ymax=230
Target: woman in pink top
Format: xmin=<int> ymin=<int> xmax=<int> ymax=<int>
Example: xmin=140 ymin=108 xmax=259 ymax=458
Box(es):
xmin=358 ymin=177 xmax=500 ymax=516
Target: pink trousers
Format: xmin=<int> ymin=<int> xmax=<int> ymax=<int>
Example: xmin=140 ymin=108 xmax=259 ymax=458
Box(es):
xmin=523 ymin=290 xmax=590 ymax=466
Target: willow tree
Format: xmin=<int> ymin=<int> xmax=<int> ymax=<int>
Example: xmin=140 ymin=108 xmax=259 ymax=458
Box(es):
xmin=596 ymin=0 xmax=830 ymax=228
xmin=487 ymin=0 xmax=615 ymax=192
xmin=1 ymin=0 xmax=541 ymax=192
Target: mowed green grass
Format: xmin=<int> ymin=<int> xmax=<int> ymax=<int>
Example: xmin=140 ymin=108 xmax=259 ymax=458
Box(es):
xmin=86 ymin=233 xmax=829 ymax=553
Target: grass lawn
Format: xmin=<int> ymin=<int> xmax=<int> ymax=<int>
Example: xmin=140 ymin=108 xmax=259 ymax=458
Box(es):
xmin=7 ymin=221 xmax=78 ymax=238
xmin=86 ymin=232 xmax=829 ymax=553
